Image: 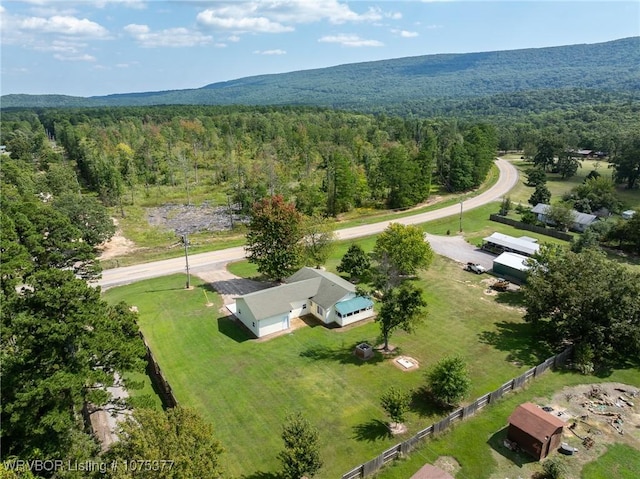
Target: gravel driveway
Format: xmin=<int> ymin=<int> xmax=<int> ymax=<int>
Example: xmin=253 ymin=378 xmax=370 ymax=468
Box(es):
xmin=425 ymin=233 xmax=496 ymax=270
xmin=194 ymin=269 xmax=275 ymax=305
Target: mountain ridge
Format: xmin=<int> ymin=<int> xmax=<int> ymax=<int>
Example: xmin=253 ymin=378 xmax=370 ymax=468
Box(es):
xmin=2 ymin=37 xmax=638 ymax=110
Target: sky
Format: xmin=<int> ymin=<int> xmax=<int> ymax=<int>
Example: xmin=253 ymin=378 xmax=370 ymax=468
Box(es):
xmin=1 ymin=0 xmax=639 ymax=97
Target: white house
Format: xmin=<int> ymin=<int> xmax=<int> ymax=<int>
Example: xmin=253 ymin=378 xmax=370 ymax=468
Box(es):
xmin=622 ymin=210 xmax=636 ymax=220
xmin=231 ymin=267 xmax=374 ymax=338
xmin=530 ymin=203 xmax=598 ymax=232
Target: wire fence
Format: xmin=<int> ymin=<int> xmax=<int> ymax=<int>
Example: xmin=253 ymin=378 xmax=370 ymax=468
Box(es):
xmin=342 ymin=346 xmax=573 ymax=479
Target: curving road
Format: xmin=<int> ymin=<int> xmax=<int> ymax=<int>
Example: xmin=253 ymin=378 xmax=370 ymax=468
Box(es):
xmin=97 ymin=159 xmax=518 ymax=289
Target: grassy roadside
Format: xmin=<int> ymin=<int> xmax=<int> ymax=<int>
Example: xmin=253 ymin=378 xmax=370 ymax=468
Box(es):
xmin=102 ymin=163 xmax=500 ymax=268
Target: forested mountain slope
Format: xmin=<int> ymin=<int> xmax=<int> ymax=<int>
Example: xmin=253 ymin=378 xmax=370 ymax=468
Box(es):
xmin=2 ymin=37 xmax=638 ymax=111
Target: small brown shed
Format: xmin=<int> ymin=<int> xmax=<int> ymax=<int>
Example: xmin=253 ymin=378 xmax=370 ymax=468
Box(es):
xmin=507 ymin=402 xmax=566 ymax=460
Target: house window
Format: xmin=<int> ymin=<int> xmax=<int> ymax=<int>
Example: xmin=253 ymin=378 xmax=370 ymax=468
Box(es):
xmin=316 ymin=305 xmax=324 ymax=316
xmin=302 ymin=304 xmax=307 ymax=309
xmin=252 ymin=322 xmax=255 ymax=327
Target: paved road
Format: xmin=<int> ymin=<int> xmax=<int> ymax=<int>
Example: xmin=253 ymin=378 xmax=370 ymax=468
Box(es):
xmin=97 ymin=159 xmax=518 ymax=289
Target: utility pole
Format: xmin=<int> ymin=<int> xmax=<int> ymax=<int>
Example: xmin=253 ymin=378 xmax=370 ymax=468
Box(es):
xmin=183 ymin=234 xmax=191 ymax=289
xmin=459 ymin=201 xmax=463 ymax=232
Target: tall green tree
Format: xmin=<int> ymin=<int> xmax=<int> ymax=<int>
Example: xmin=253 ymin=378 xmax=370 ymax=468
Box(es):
xmin=523 ymin=247 xmax=640 ymax=362
xmin=278 ymin=412 xmax=323 ymax=479
xmin=372 ymin=223 xmax=434 ymax=290
xmin=525 ymin=167 xmax=547 ymax=187
xmin=1 ymin=269 xmax=146 ymax=462
xmin=380 ymin=387 xmax=411 ymax=426
xmin=301 ymin=214 xmax=335 ymax=268
xmin=426 ymin=356 xmax=471 ymax=407
xmin=107 ymin=407 xmax=224 ymax=479
xmin=245 ymin=195 xmax=304 ymax=281
xmin=611 ymin=135 xmax=640 ymax=189
xmin=528 ymin=183 xmax=551 ymax=206
xmin=533 ymin=139 xmax=557 ymax=171
xmin=546 ymin=203 xmax=574 ymax=231
xmin=53 ymin=193 xmax=116 ymax=247
xmin=555 ymin=152 xmax=581 ymax=179
xmin=337 ymin=244 xmax=371 ymax=282
xmin=376 ymin=282 xmax=427 ymax=351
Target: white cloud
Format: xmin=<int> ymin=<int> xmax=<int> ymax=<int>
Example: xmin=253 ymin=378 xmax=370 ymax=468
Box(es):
xmin=197 ymin=1 xmax=392 ymax=36
xmin=197 ymin=7 xmax=293 ymax=34
xmin=17 ymin=15 xmax=109 ymax=37
xmin=318 ymin=34 xmax=383 ymax=47
xmin=95 ymin=0 xmax=147 ymax=9
xmin=34 ymin=39 xmax=87 ymax=54
xmin=392 ymin=29 xmax=419 ymax=38
xmin=54 ymin=53 xmax=96 ymax=62
xmin=228 ymin=35 xmax=241 ymax=42
xmin=124 ymin=24 xmax=213 ymax=47
xmin=254 ymin=49 xmax=287 ymax=55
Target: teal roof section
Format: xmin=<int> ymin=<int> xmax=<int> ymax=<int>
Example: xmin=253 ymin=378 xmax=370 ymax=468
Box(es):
xmin=335 ymin=296 xmax=374 ymax=316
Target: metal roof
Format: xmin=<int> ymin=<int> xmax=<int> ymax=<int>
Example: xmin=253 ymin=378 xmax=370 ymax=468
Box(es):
xmin=238 ymin=277 xmax=321 ymax=320
xmin=508 ymin=402 xmax=566 ymax=442
xmin=335 ymin=296 xmax=374 ymax=316
xmin=235 ymin=268 xmax=356 ymax=320
xmin=483 ymin=232 xmax=540 ymax=256
xmin=493 ymin=252 xmax=531 ymax=272
xmin=531 ymin=203 xmax=597 ymax=226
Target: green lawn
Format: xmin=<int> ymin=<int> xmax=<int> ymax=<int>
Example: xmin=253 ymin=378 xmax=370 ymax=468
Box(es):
xmin=581 ymin=443 xmax=640 ymax=479
xmin=375 ymin=368 xmax=640 ymax=479
xmin=104 ymin=253 xmax=544 ymax=478
xmin=501 ymin=155 xmax=640 ymax=212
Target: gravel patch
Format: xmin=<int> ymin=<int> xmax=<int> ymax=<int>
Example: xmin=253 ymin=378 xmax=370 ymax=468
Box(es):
xmin=147 ymin=202 xmax=247 ymax=235
xmin=425 ymin=233 xmax=496 ymax=270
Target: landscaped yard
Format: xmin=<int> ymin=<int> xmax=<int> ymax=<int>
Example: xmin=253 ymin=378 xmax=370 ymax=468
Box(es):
xmin=105 ymin=253 xmax=546 ymax=478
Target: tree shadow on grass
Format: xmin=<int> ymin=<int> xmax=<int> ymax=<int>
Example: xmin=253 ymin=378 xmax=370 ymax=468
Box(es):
xmin=410 ymin=387 xmax=449 ymax=419
xmin=487 ymin=426 xmax=537 ymax=468
xmin=239 ymin=471 xmax=280 ymax=479
xmin=299 ymin=342 xmax=385 ymax=366
xmin=352 ymin=419 xmax=391 ymax=442
xmin=217 ymin=316 xmax=252 ymax=343
xmin=494 ymin=290 xmax=527 ymax=308
xmin=478 ymin=321 xmax=553 ymax=366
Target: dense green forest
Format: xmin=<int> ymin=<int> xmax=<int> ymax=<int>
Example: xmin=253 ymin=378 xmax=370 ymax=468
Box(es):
xmin=1 ymin=107 xmax=501 ymax=215
xmin=2 ymin=102 xmax=638 ymax=220
xmin=2 ymin=37 xmax=638 ymax=110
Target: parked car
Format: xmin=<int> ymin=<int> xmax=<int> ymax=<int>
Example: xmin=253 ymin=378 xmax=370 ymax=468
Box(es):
xmin=465 ymin=262 xmax=486 ymax=274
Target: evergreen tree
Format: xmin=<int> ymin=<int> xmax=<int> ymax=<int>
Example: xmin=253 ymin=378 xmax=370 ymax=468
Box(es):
xmin=278 ymin=412 xmax=323 ymax=479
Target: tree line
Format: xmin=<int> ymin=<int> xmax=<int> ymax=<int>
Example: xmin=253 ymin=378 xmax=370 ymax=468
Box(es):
xmin=2 ymin=106 xmax=499 ymax=217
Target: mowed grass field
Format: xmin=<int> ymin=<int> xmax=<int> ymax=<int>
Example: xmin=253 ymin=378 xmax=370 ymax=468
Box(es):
xmin=104 ymin=252 xmax=546 ymax=478
xmin=500 ymin=154 xmax=640 ymax=211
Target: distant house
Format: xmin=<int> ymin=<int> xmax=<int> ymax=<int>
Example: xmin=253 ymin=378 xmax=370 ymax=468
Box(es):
xmin=507 ymin=402 xmax=566 ymax=460
xmin=530 ymin=203 xmax=598 ymax=232
xmin=576 ymin=149 xmax=593 ymax=158
xmin=622 ymin=210 xmax=636 ymax=220
xmin=492 ymin=252 xmax=531 ymax=284
xmin=482 ymin=232 xmax=540 ymax=257
xmin=231 ymin=267 xmax=374 ymax=338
